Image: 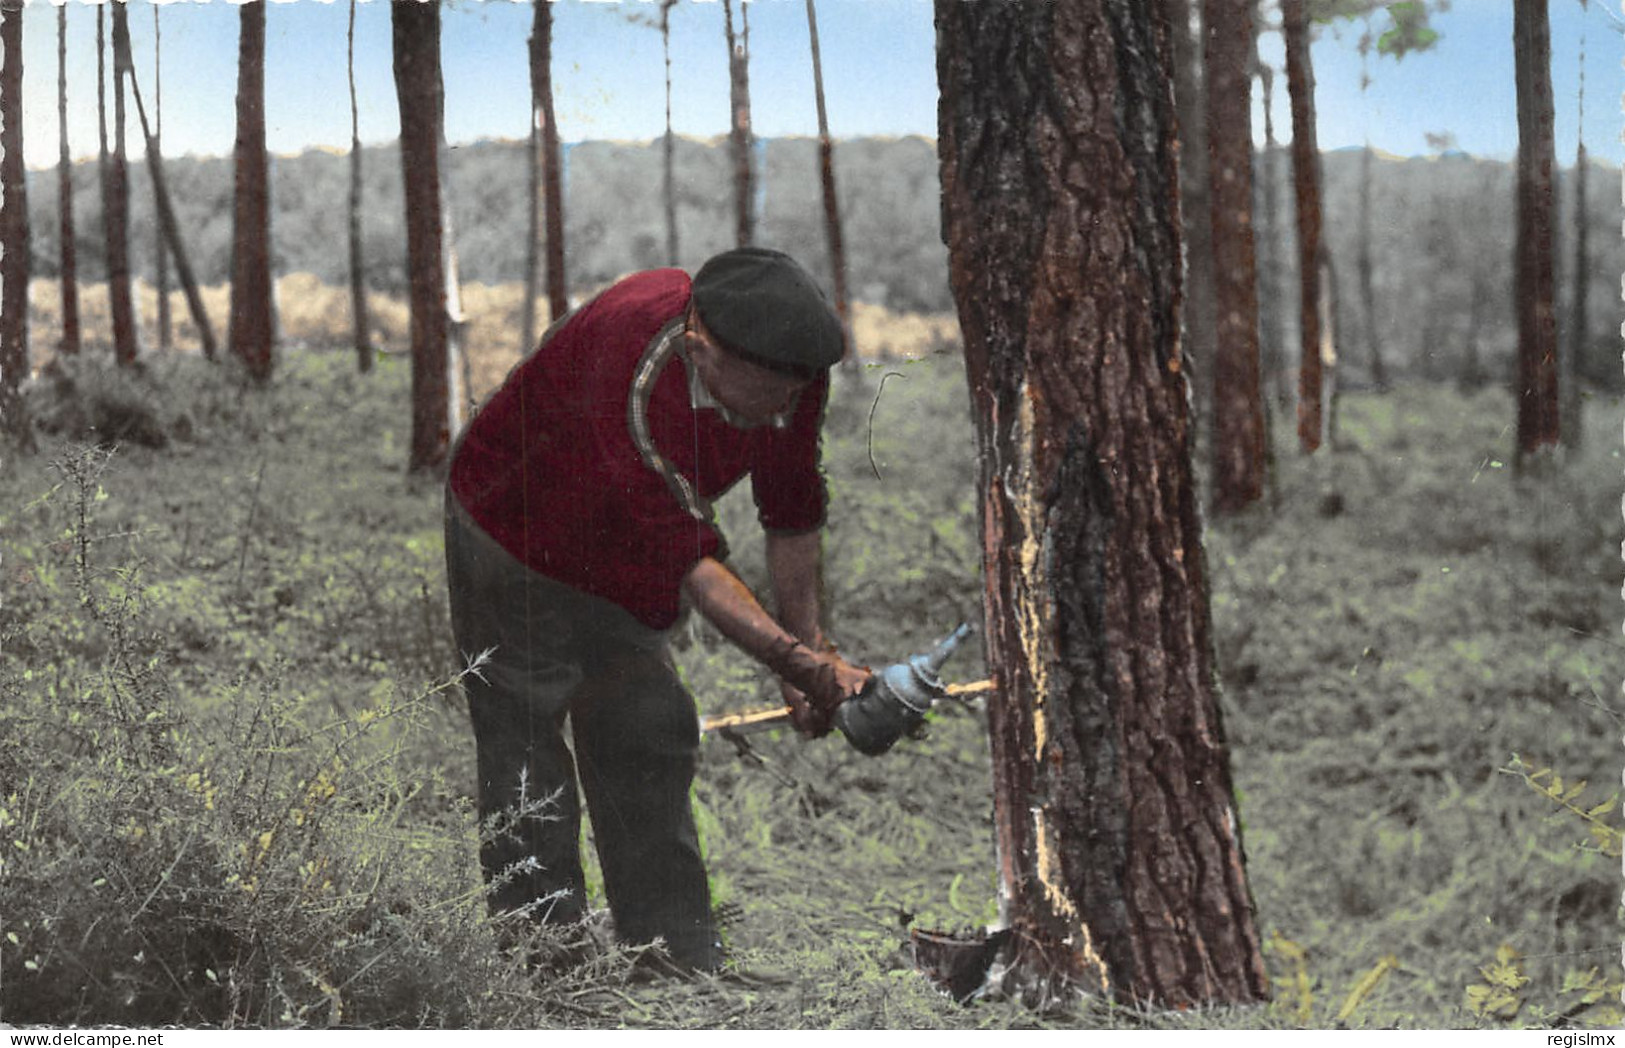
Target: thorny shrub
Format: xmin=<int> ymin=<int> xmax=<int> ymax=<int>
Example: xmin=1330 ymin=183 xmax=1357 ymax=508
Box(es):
xmin=0 ymin=446 xmax=600 ymax=1027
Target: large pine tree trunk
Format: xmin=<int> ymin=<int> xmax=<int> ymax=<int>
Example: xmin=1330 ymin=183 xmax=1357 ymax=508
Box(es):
xmin=1281 ymin=0 xmax=1323 ymax=453
xmin=108 ymin=2 xmax=138 ymax=368
xmin=804 ymin=0 xmax=852 ymax=364
xmin=1 ymin=0 xmax=33 ymax=451
xmin=723 ymin=0 xmax=755 ymax=248
xmin=936 ymin=0 xmax=1268 ymax=1007
xmin=229 ymin=0 xmax=273 ymax=383
xmin=56 ymin=2 xmax=81 ymax=360
xmin=1205 ymin=0 xmax=1265 ymax=514
xmin=1513 ymin=0 xmax=1559 ymax=459
xmin=530 ymin=0 xmax=568 ymax=327
xmin=393 ymin=0 xmax=450 ymax=475
xmin=348 ymin=0 xmax=371 ymax=374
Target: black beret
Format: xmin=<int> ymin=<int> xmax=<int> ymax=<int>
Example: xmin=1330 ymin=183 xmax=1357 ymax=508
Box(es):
xmin=692 ymin=247 xmax=845 ymax=375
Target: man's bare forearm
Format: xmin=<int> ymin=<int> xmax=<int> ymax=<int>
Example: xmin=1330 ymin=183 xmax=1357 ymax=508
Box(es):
xmin=682 ymin=556 xmax=801 ymax=666
xmin=681 ymin=554 xmax=868 ymax=709
xmin=765 ymin=529 xmax=825 ymax=648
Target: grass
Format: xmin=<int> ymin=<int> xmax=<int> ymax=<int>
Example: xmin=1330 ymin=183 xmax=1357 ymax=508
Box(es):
xmin=0 ymin=289 xmax=1618 ymax=1029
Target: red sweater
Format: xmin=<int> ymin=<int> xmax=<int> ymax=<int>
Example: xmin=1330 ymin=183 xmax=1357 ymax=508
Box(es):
xmin=449 ymin=269 xmax=829 ymax=630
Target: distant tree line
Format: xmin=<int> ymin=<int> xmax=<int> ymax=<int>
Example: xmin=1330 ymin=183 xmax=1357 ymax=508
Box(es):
xmin=19 ymin=135 xmax=1618 ymax=394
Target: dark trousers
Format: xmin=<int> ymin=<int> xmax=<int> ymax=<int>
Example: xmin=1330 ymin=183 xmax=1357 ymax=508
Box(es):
xmin=444 ymin=495 xmax=721 ymax=969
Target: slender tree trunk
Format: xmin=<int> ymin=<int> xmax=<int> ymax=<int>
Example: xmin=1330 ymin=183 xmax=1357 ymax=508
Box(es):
xmin=804 ymin=0 xmax=853 ymax=365
xmin=1318 ymin=249 xmax=1340 ymax=449
xmin=108 ymin=2 xmax=138 ymax=368
xmin=153 ymin=4 xmax=170 ymax=352
xmin=1356 ymin=143 xmax=1387 ymax=389
xmin=521 ymin=92 xmax=540 ymax=357
xmin=530 ymin=0 xmax=568 ymax=326
xmin=1282 ymin=0 xmax=1323 ymax=453
xmin=348 ymin=0 xmax=371 ymax=373
xmin=394 ymin=0 xmax=450 ymax=475
xmin=1460 ymin=269 xmax=1487 ymax=391
xmin=1 ymin=0 xmax=33 ymax=451
xmin=936 ymin=0 xmax=1268 ymax=1007
xmin=96 ymin=3 xmax=107 ymax=292
xmin=1248 ymin=1 xmax=1279 ymax=507
xmin=56 ymin=2 xmax=81 ymax=360
xmin=723 ymin=0 xmax=755 ymax=248
xmin=229 ymin=0 xmax=273 ymax=383
xmin=661 ymin=0 xmax=679 ymax=266
xmin=1561 ymin=15 xmax=1587 ymax=450
xmin=126 ymin=62 xmax=217 ymax=361
xmin=1205 ymin=0 xmax=1265 ymax=513
xmin=1513 ymin=0 xmax=1559 ymax=460
xmin=440 ymin=157 xmax=467 ymax=435
xmin=1166 ymin=0 xmax=1216 ymax=442
xmin=1561 ymin=144 xmax=1585 ymax=448
xmin=1355 ymin=28 xmax=1386 ymax=392
xmin=1255 ymin=47 xmax=1288 ymax=410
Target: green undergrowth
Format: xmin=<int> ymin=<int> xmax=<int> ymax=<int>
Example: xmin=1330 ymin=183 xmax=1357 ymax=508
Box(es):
xmin=1 ymin=346 xmax=1618 ymax=1029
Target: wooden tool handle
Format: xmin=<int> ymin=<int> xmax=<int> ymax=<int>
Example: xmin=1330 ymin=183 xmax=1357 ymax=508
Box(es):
xmin=699 ymin=679 xmax=995 ymax=737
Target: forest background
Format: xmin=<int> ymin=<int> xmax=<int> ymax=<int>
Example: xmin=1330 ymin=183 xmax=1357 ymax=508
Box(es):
xmin=19 ymin=135 xmax=1625 ymax=395
xmin=1 ymin=0 xmax=1622 ymax=1032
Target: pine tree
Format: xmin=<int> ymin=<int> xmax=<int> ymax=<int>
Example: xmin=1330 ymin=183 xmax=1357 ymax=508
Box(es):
xmin=937 ymin=0 xmax=1268 ymax=1006
xmin=228 ymin=0 xmax=274 ymax=382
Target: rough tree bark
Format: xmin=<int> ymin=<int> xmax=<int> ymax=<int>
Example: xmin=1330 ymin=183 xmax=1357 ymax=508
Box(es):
xmin=229 ymin=0 xmax=274 ymax=383
xmin=1512 ymin=0 xmax=1559 ymax=460
xmin=56 ymin=2 xmax=81 ymax=360
xmin=1281 ymin=0 xmax=1323 ymax=453
xmin=1 ymin=0 xmax=34 ymax=451
xmin=804 ymin=0 xmax=853 ymax=364
xmin=348 ymin=0 xmax=371 ymax=374
xmin=152 ymin=4 xmax=170 ymax=352
xmin=393 ymin=0 xmax=451 ymax=475
xmin=1205 ymin=0 xmax=1265 ymax=514
xmin=108 ymin=2 xmax=138 ymax=368
xmin=529 ymin=0 xmax=568 ymax=329
xmin=723 ymin=0 xmax=755 ymax=248
xmin=936 ymin=0 xmax=1268 ymax=1008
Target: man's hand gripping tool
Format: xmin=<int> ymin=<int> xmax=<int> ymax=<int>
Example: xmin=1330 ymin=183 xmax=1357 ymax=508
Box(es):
xmin=701 ymin=623 xmax=990 ymax=756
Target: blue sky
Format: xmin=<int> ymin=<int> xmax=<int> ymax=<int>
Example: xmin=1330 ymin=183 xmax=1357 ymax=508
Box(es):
xmin=17 ymin=0 xmax=1623 ymax=171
